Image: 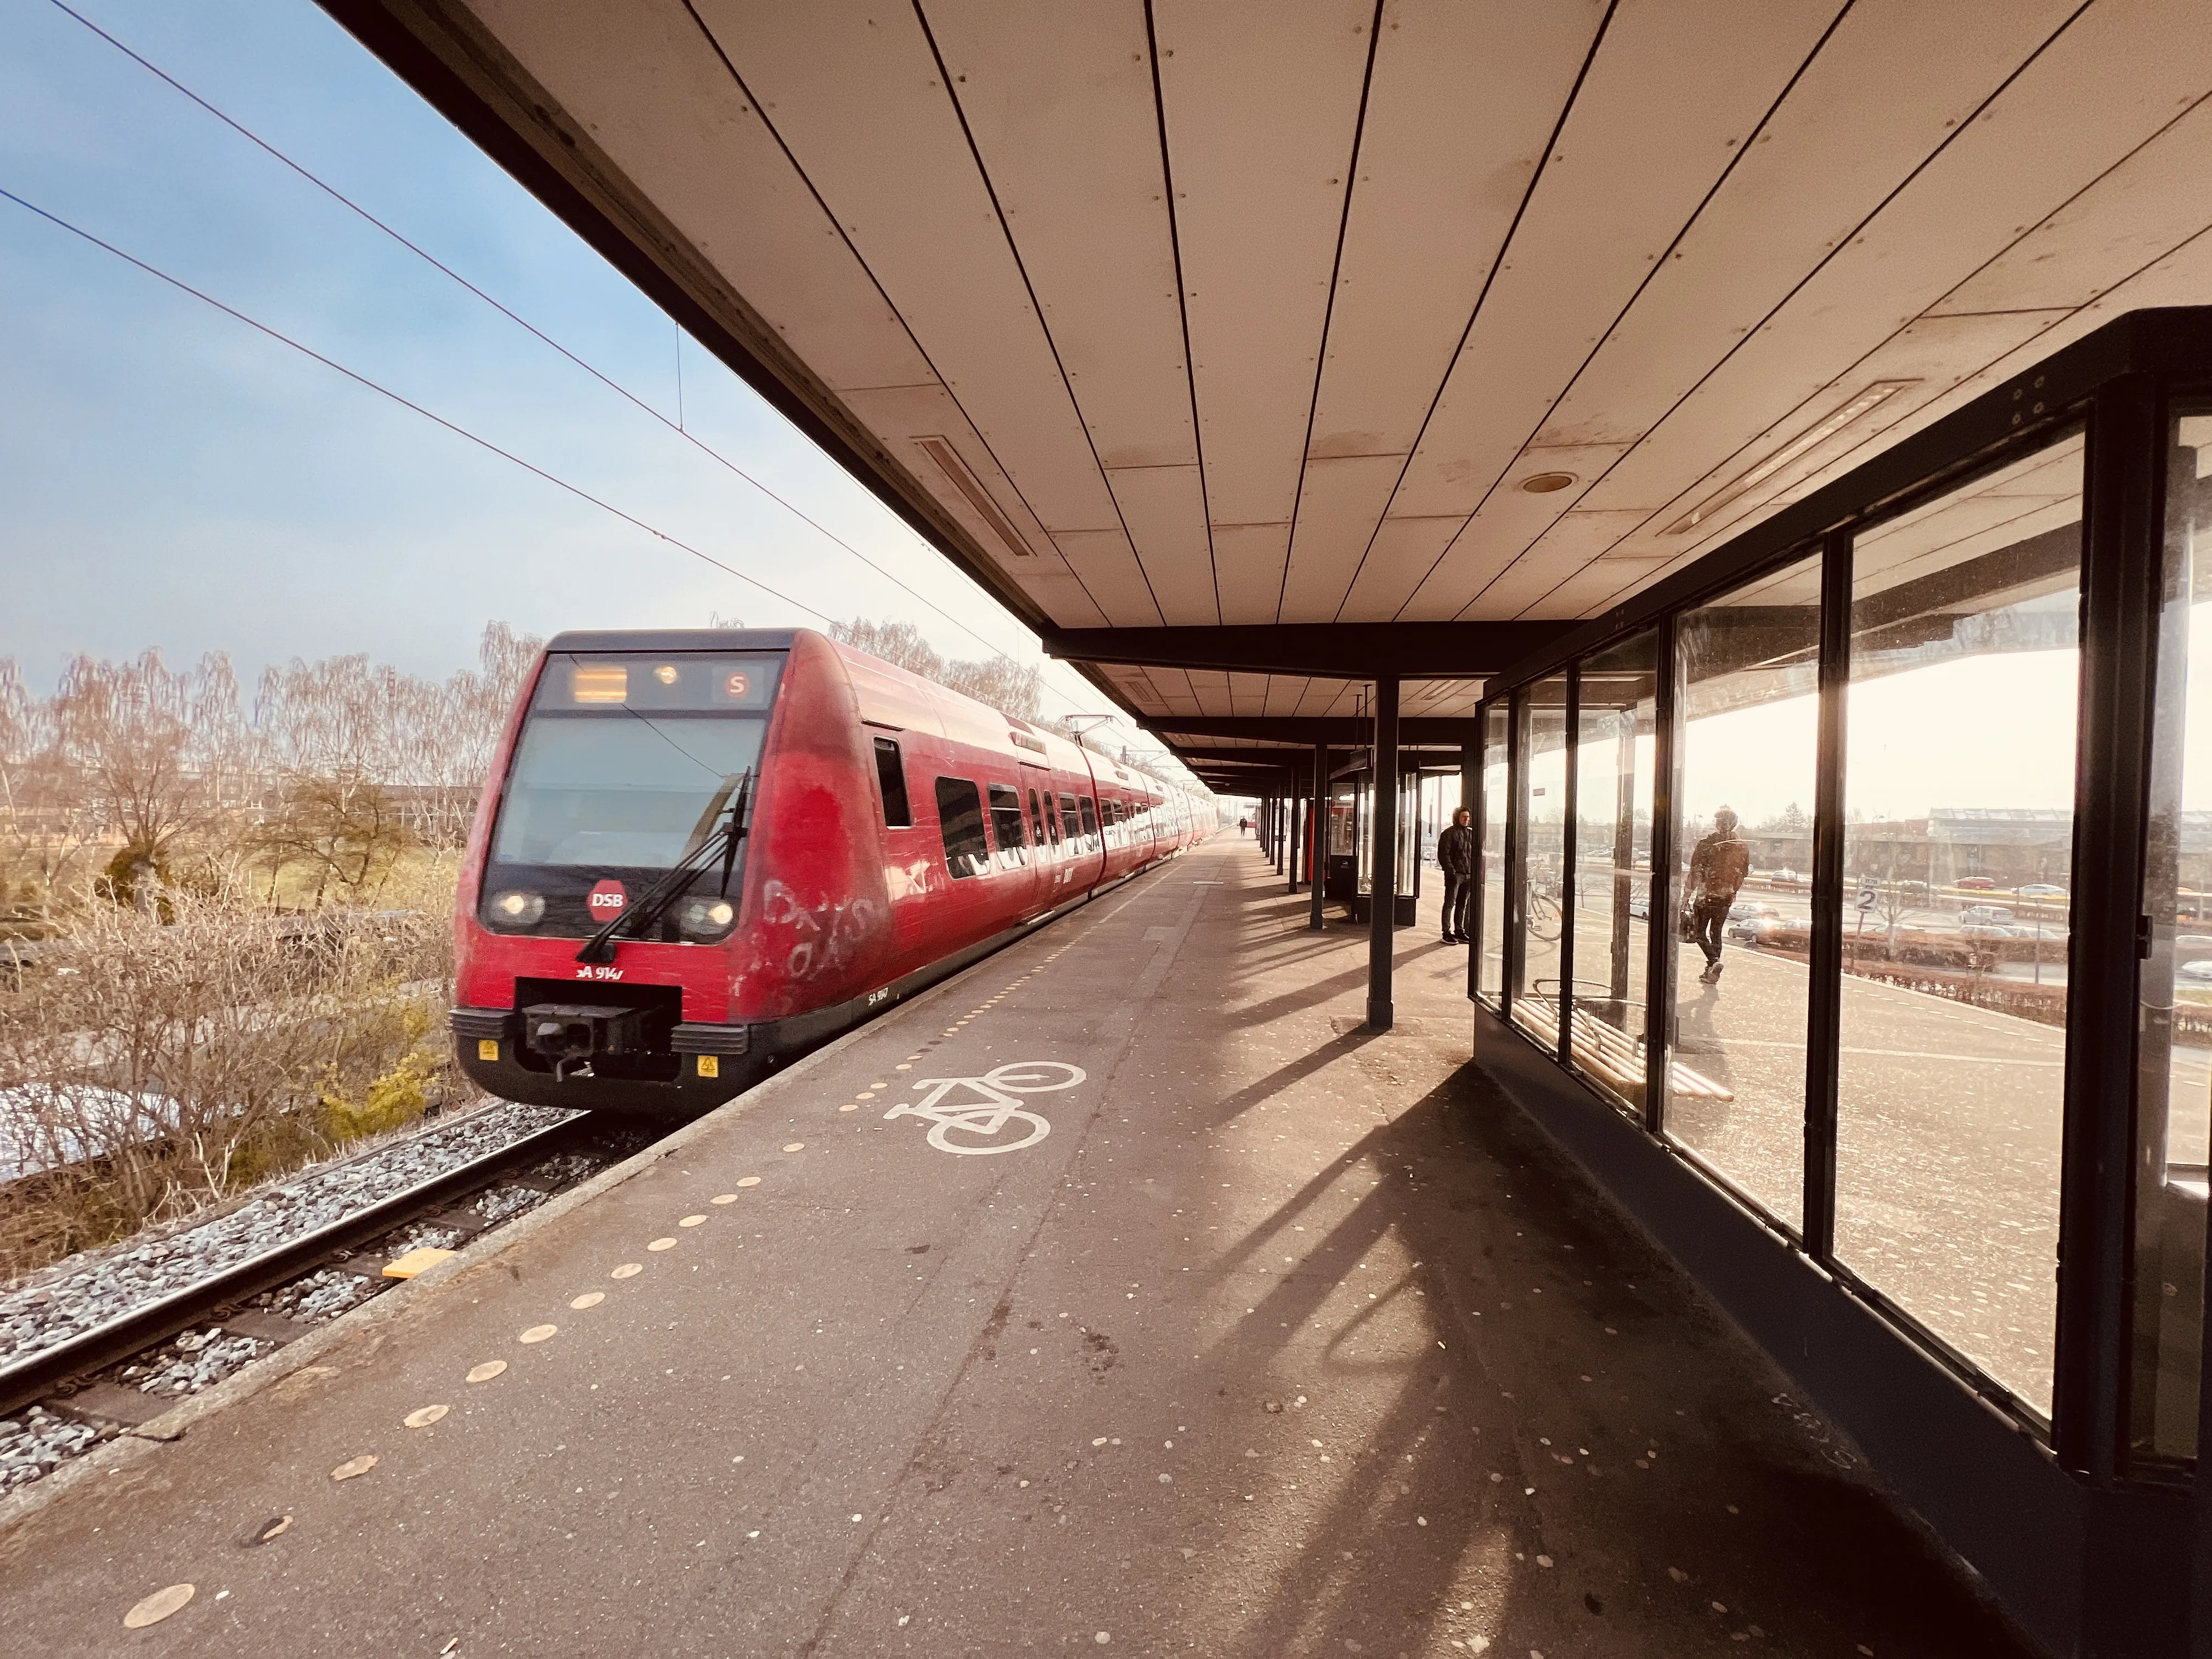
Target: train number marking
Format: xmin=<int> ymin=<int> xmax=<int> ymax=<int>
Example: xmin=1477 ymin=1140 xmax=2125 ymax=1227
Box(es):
xmin=882 ymin=1061 xmax=1085 ymax=1156
xmin=574 ymin=965 xmax=625 ymax=981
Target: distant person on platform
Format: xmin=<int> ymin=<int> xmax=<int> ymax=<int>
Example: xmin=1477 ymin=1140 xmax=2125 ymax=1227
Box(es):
xmin=1684 ymin=806 xmax=1750 ymax=986
xmin=1437 ymin=806 xmax=1477 ymax=945
xmin=1239 ymin=816 xmax=1250 ymax=836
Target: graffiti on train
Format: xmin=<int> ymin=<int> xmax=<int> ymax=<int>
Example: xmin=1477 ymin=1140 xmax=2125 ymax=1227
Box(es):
xmin=883 ymin=1060 xmax=1086 ymax=1155
xmin=759 ymin=879 xmax=883 ymax=982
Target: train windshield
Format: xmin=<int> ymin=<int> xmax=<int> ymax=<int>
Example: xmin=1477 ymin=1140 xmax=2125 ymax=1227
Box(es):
xmin=490 ymin=652 xmax=785 ymax=870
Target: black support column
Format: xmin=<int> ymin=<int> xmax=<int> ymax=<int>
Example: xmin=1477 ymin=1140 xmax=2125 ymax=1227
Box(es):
xmin=1310 ymin=744 xmax=1329 ymax=932
xmin=1368 ymin=678 xmax=1400 ymax=1030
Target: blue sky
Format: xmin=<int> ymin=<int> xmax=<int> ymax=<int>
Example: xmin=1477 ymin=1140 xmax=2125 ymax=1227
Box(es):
xmin=0 ymin=0 xmax=1125 ymax=731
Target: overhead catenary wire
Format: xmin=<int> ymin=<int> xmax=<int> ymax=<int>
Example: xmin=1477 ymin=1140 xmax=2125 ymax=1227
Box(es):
xmin=0 ymin=183 xmax=847 ymax=625
xmin=0 ymin=188 xmax=1203 ymax=776
xmin=43 ymin=0 xmax=1120 ymax=726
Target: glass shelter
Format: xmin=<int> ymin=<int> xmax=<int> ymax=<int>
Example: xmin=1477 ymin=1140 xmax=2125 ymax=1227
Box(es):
xmin=1467 ymin=310 xmax=2212 ymax=1658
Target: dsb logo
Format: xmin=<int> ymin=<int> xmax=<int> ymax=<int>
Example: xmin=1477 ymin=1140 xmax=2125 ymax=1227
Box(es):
xmin=588 ymin=879 xmax=628 ymax=915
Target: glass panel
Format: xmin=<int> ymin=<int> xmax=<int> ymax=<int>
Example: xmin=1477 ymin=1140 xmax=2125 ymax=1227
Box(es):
xmin=1571 ymin=633 xmax=1658 ymax=1113
xmin=1513 ymin=678 xmax=1571 ymax=1047
xmin=1836 ymin=430 xmax=2084 ymax=1421
xmin=936 ymin=777 xmax=990 ymax=879
xmin=874 ymin=737 xmax=912 ymax=827
xmin=1479 ymin=704 xmax=1509 ymax=1006
xmin=2136 ymin=405 xmax=2212 ymax=1469
xmin=1668 ymin=552 xmax=1821 ymax=1229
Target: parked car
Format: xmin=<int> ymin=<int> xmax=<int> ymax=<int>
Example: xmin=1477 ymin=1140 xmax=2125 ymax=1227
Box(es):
xmin=2181 ymin=960 xmax=2212 ymax=984
xmin=2016 ymin=883 xmax=2067 ymax=898
xmin=1725 ymin=904 xmax=1788 ymax=945
xmin=1955 ymin=876 xmax=1999 ymax=890
xmin=1768 ymin=868 xmax=1806 ymax=887
xmin=1959 ymin=905 xmax=2017 ymax=926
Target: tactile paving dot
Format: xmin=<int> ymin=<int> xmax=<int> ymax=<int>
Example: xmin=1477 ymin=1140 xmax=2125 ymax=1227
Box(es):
xmin=782 ymin=1142 xmax=806 ymax=1153
xmin=403 ymin=1404 xmax=449 ymax=1429
xmin=466 ymin=1361 xmax=507 ymax=1383
xmin=569 ymin=1292 xmax=606 ymax=1310
xmin=838 ymin=1104 xmax=859 ymax=1111
xmin=518 ymin=1324 xmax=558 ymax=1344
xmin=611 ymin=1263 xmax=644 ymax=1279
xmin=679 ymin=1214 xmax=707 ymax=1227
xmin=647 ymin=1238 xmax=678 ymax=1251
xmin=711 ymin=1194 xmax=739 ymax=1205
xmin=736 ymin=1177 xmax=761 ymax=1187
xmin=330 ymin=1454 xmax=377 ymax=1481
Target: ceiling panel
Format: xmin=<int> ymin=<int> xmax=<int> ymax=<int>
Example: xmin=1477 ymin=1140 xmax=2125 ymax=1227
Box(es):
xmin=1533 ymin=0 xmax=2077 ymax=457
xmin=371 ymin=0 xmax=2212 ymax=744
xmin=1304 ymin=0 xmax=1603 ymax=459
xmin=1212 ymin=524 xmax=1293 ymax=626
xmin=1564 ymin=308 xmax=2073 ymax=579
xmin=1106 ymin=465 xmax=1218 ymax=624
xmin=1048 ymin=529 xmax=1164 ymax=629
xmin=469 ymin=0 xmax=935 ymax=394
xmin=1384 ymin=1 xmax=1844 ymax=523
xmin=1933 ymin=91 xmax=2212 ymax=315
xmin=1335 ymin=516 xmax=1462 ymax=623
xmin=692 ymin=0 xmax=1119 ymax=534
xmin=1398 ymin=441 xmax=1632 ymax=618
xmin=1154 ymin=0 xmax=1373 ymax=528
xmin=1577 ymin=0 xmax=2212 ymax=550
xmin=924 ymin=1 xmax=1197 ymax=473
xmin=1280 ymin=453 xmax=1404 ymax=620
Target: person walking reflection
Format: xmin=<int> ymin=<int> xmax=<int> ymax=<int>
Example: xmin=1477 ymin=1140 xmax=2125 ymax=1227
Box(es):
xmin=1685 ymin=806 xmax=1750 ymax=986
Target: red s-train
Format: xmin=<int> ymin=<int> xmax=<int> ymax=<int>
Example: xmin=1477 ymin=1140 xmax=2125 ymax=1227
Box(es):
xmin=448 ymin=629 xmax=1218 ymax=1117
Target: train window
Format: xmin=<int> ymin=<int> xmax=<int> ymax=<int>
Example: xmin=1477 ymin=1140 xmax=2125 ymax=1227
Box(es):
xmin=935 ymin=778 xmax=990 ymax=879
xmin=873 ymin=737 xmax=912 ymax=827
xmin=988 ymin=785 xmax=1027 ymax=865
xmin=1058 ymin=793 xmax=1082 ymax=845
xmin=1028 ymin=786 xmax=1051 ymax=847
xmin=1079 ymin=797 xmax=1100 ymax=849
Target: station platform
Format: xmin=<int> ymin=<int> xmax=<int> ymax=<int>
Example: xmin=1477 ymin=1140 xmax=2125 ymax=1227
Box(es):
xmin=0 ymin=839 xmax=2035 ymax=1657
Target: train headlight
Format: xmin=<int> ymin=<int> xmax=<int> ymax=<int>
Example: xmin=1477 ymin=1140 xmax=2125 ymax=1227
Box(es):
xmin=679 ymin=898 xmax=737 ymax=936
xmin=488 ymin=890 xmax=546 ymax=927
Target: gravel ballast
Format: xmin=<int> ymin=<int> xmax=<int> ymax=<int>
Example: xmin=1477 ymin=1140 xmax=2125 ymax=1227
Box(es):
xmin=0 ymin=1101 xmax=578 ymax=1373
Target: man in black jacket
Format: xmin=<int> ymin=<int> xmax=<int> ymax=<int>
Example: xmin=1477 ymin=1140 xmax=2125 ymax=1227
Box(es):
xmin=1437 ymin=806 xmax=1478 ymax=944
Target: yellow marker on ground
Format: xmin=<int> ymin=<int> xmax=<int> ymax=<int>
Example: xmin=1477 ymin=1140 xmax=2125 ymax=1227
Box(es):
xmin=697 ymin=1055 xmax=719 ymax=1078
xmin=478 ymin=1039 xmax=500 ymax=1061
xmin=123 ymin=1585 xmax=194 ymax=1629
xmin=383 ymin=1247 xmax=458 ymax=1279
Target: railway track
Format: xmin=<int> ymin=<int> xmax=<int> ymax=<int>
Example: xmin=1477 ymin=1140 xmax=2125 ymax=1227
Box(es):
xmin=0 ymin=1101 xmax=661 ymax=1493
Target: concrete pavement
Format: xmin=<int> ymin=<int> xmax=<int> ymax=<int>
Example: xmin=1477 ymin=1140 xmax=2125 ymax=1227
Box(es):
xmin=0 ymin=841 xmax=2034 ymax=1656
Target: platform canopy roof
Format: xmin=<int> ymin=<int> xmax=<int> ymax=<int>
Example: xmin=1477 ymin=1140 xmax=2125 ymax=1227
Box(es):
xmin=328 ymin=0 xmax=2212 ymax=773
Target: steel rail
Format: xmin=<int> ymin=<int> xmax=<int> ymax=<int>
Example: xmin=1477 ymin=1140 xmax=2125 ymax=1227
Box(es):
xmin=0 ymin=1109 xmax=594 ymax=1419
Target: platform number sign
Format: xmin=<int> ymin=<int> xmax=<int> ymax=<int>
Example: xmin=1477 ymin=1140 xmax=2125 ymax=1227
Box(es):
xmin=1857 ymin=885 xmax=1879 ymax=911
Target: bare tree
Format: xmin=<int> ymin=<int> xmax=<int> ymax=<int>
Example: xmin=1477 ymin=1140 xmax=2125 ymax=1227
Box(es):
xmin=827 ymin=617 xmax=1043 ymax=722
xmin=42 ymin=651 xmax=249 ymax=903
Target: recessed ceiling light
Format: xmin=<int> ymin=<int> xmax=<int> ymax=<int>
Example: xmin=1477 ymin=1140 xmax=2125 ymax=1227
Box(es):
xmin=1664 ymin=380 xmax=1916 ymax=535
xmin=1520 ymin=471 xmax=1576 ymax=494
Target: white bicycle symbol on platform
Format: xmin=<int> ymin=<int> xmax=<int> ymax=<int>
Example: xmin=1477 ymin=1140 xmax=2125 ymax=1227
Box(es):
xmin=883 ymin=1061 xmax=1086 ymax=1155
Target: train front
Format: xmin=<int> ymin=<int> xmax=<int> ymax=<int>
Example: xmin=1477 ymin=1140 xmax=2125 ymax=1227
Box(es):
xmin=448 ymin=630 xmax=890 ymax=1118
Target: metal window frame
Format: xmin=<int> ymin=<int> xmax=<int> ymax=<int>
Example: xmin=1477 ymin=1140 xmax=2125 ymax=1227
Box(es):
xmin=1557 ymin=668 xmax=1581 ymax=1066
xmin=1472 ymin=308 xmax=2212 ymax=1493
xmin=1502 ymin=690 xmax=1525 ymax=1026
